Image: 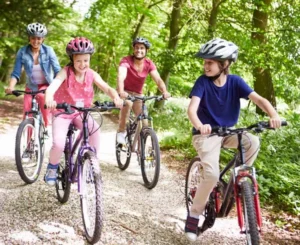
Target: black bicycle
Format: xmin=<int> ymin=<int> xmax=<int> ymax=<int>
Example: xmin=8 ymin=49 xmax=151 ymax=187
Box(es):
xmin=185 ymin=121 xmax=287 ymax=245
xmin=8 ymin=90 xmax=47 ymax=184
xmin=115 ymin=95 xmax=164 ymax=189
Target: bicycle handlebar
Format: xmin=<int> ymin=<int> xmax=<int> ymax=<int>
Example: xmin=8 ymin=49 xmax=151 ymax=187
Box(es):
xmin=210 ymin=121 xmax=287 ymax=137
xmin=7 ymin=89 xmax=46 ymax=97
xmin=44 ymin=101 xmax=121 ymax=115
xmin=126 ymin=94 xmax=165 ymax=102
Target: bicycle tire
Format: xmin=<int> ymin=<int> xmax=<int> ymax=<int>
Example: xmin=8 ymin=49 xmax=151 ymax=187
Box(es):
xmin=116 ymin=124 xmax=131 ymax=170
xmin=140 ymin=128 xmax=160 ymax=189
xmin=80 ymin=151 xmax=103 ymax=244
xmin=185 ymin=157 xmax=202 ymax=213
xmin=15 ymin=118 xmax=42 ymax=184
xmin=55 ymin=142 xmax=71 ymax=203
xmin=241 ymin=181 xmax=260 ymax=245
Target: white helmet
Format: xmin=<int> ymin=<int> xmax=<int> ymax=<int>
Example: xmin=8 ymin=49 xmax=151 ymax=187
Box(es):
xmin=26 ymin=22 xmax=47 ymax=37
xmin=195 ymin=38 xmax=238 ymax=62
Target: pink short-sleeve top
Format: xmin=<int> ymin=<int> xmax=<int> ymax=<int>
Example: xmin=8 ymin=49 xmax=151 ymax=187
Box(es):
xmin=119 ymin=55 xmax=156 ymax=94
xmin=53 ymin=66 xmax=95 ymax=118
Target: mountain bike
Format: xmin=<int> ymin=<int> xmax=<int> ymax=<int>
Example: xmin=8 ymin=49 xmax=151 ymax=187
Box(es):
xmin=185 ymin=121 xmax=287 ymax=245
xmin=115 ymin=95 xmax=164 ymax=189
xmin=8 ymin=90 xmax=47 ymax=184
xmin=53 ymin=101 xmax=120 ymax=244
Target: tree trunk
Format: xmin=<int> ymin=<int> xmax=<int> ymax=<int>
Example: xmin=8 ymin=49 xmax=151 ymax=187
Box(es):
xmin=208 ymin=0 xmax=225 ymax=39
xmin=154 ymin=0 xmax=184 ymax=108
xmin=251 ymin=0 xmax=276 ymax=114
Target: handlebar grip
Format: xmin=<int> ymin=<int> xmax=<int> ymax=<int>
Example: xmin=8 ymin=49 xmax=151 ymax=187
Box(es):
xmin=12 ymin=91 xmax=22 ymax=97
xmin=281 ymin=121 xmax=287 ymax=126
xmin=56 ymin=103 xmax=68 ymax=109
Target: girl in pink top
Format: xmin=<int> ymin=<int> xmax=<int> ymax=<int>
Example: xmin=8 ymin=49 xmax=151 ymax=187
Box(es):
xmin=44 ymin=37 xmax=123 ymax=186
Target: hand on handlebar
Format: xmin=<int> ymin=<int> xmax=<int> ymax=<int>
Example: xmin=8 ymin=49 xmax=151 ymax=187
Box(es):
xmin=113 ymin=97 xmax=124 ymax=109
xmin=5 ymin=88 xmax=14 ymax=94
xmin=269 ymin=116 xmax=282 ymax=129
xmin=199 ymin=124 xmax=212 ymax=135
xmin=119 ymin=91 xmax=128 ymax=99
xmin=162 ymin=91 xmax=171 ymax=99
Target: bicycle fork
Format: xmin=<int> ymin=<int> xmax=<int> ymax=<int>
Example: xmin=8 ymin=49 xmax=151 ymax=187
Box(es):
xmin=234 ymin=167 xmax=262 ymax=233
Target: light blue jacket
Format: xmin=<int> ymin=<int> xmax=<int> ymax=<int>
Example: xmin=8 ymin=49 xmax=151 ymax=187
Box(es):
xmin=11 ymin=43 xmax=61 ymax=91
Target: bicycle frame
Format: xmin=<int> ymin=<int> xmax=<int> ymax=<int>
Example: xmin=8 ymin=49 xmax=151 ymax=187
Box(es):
xmin=65 ymin=113 xmax=97 ymax=194
xmin=128 ymin=97 xmax=154 ymax=153
xmin=217 ymin=132 xmax=262 ymax=233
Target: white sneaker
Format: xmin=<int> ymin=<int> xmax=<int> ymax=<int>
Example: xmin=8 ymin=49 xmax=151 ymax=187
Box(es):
xmin=185 ymin=232 xmax=197 ymax=242
xmin=116 ymin=131 xmax=127 ymax=145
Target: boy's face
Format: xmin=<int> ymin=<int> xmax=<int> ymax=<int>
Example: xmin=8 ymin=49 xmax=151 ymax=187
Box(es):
xmin=203 ymin=59 xmax=221 ymax=77
xmin=73 ymin=54 xmax=90 ymax=74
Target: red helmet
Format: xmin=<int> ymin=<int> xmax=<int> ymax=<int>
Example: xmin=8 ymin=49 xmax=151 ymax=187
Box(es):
xmin=66 ymin=37 xmax=95 ymax=57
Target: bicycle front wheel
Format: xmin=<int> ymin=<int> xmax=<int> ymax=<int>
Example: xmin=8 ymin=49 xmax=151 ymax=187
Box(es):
xmin=140 ymin=128 xmax=160 ymax=189
xmin=55 ymin=148 xmax=71 ymax=203
xmin=15 ymin=118 xmax=42 ymax=184
xmin=80 ymin=151 xmax=103 ymax=244
xmin=241 ymin=181 xmax=260 ymax=245
xmin=185 ymin=157 xmax=203 ymax=213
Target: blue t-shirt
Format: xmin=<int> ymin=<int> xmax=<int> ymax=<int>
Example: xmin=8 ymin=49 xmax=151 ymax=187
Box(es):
xmin=189 ymin=74 xmax=253 ymax=129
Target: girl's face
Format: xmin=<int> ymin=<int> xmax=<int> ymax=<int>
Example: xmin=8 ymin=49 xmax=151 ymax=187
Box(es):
xmin=29 ymin=36 xmax=44 ymax=50
xmin=203 ymin=59 xmax=221 ymax=76
xmin=73 ymin=54 xmax=91 ymax=74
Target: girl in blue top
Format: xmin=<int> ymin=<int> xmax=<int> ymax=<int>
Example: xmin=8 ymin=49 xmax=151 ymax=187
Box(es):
xmin=5 ymin=22 xmax=60 ymax=129
xmin=185 ymin=38 xmax=282 ymax=241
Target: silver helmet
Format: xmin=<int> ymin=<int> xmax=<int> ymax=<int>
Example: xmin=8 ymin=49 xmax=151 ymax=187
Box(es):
xmin=26 ymin=23 xmax=47 ymax=37
xmin=195 ymin=38 xmax=238 ymax=62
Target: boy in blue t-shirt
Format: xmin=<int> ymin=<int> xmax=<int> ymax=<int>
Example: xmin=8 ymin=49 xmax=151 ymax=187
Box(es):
xmin=185 ymin=38 xmax=282 ymax=242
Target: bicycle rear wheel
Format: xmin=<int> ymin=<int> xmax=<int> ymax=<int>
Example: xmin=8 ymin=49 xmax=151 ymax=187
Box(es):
xmin=15 ymin=118 xmax=42 ymax=184
xmin=55 ymin=146 xmax=71 ymax=203
xmin=241 ymin=181 xmax=260 ymax=245
xmin=80 ymin=151 xmax=103 ymax=244
xmin=140 ymin=128 xmax=160 ymax=189
xmin=116 ymin=124 xmax=131 ymax=170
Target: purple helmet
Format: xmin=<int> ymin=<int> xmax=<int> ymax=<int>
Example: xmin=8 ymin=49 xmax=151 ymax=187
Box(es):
xmin=132 ymin=37 xmax=151 ymax=49
xmin=66 ymin=37 xmax=95 ymax=57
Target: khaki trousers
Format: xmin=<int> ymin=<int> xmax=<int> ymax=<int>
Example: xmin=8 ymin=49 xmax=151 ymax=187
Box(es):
xmin=190 ymin=132 xmax=260 ymax=217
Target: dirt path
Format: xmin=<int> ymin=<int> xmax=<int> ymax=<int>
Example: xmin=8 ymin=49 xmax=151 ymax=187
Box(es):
xmin=0 ymin=99 xmax=299 ymax=245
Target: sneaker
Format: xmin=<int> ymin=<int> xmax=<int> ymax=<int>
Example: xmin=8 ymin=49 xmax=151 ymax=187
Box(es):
xmin=185 ymin=215 xmax=199 ymax=242
xmin=22 ymin=151 xmax=30 ymax=163
xmin=44 ymin=164 xmax=58 ymax=186
xmin=116 ymin=131 xmax=127 ymax=145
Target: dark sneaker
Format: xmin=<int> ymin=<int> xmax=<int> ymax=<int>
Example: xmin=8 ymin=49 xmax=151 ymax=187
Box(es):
xmin=185 ymin=215 xmax=199 ymax=242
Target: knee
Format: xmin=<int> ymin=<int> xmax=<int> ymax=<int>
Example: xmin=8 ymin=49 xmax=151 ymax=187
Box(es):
xmin=204 ymin=168 xmax=219 ymax=186
xmin=51 ymin=141 xmax=65 ymax=152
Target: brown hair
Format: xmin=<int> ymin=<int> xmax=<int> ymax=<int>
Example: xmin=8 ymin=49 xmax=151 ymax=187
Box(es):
xmin=217 ymin=60 xmax=231 ymax=75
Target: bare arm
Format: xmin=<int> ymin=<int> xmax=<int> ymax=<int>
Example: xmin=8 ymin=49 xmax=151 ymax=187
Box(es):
xmin=149 ymin=70 xmax=171 ymax=98
xmin=187 ymin=96 xmax=211 ymax=134
xmin=93 ymin=71 xmax=123 ymax=108
xmin=45 ymin=69 xmax=67 ymax=109
xmin=117 ymin=66 xmax=128 ymax=99
xmin=248 ymin=91 xmax=281 ymax=128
